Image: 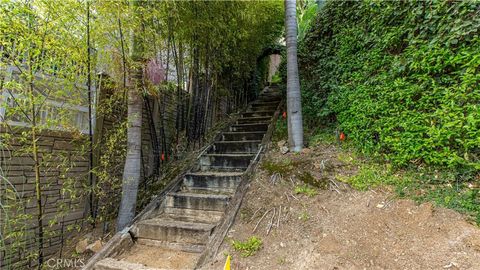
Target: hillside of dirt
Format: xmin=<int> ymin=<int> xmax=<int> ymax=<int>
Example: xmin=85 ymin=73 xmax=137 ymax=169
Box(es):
xmin=202 ymin=143 xmax=480 ymax=270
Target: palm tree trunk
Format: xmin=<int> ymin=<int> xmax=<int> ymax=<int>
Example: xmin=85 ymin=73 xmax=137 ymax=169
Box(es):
xmin=285 ymin=0 xmax=304 ymax=152
xmin=116 ymin=0 xmax=144 ymax=231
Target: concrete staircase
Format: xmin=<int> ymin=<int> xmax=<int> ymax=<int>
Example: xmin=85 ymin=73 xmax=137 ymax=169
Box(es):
xmin=92 ymin=87 xmax=282 ymax=270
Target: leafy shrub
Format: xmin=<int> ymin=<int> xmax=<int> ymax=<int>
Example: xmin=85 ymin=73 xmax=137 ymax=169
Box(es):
xmin=298 ymin=0 xmax=480 ymax=174
xmin=231 ymin=236 xmax=262 ymax=257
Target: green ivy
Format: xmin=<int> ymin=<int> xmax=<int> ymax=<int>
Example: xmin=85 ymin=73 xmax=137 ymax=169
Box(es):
xmin=298 ymin=0 xmax=480 ymax=174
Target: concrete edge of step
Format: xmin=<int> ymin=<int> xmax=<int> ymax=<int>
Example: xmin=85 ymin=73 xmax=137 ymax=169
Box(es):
xmin=94 ymin=257 xmax=168 ymax=270
xmin=194 ymin=97 xmax=285 ymax=269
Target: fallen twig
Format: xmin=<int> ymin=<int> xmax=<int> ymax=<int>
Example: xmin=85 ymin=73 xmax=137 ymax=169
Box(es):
xmin=329 ymin=182 xmax=340 ymax=194
xmin=330 ymin=179 xmax=342 ymax=192
xmin=289 ymin=176 xmax=295 ymax=186
xmin=277 ymin=206 xmax=282 ymax=228
xmin=248 ymin=207 xmax=263 ymax=223
xmin=267 ymin=207 xmax=276 ymax=235
xmin=253 ymin=208 xmax=272 ymax=233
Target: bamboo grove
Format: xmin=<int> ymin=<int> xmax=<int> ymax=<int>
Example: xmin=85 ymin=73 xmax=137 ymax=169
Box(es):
xmin=0 ymin=0 xmax=284 ymax=268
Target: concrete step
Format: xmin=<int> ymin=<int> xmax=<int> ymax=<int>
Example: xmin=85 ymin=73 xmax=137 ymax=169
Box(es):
xmin=252 ymin=100 xmax=280 ymax=106
xmin=94 ymin=258 xmax=164 ymax=270
xmin=252 ymin=101 xmax=278 ymax=106
xmin=166 ymin=191 xmax=230 ymax=211
xmin=182 ymin=171 xmax=243 ymax=192
xmin=248 ymin=105 xmax=278 ymax=111
xmin=132 ymin=216 xmax=216 ymax=245
xmin=208 ymin=140 xmax=261 ymax=153
xmin=230 ymin=123 xmax=269 ymax=132
xmin=94 ymin=244 xmax=199 ymax=270
xmin=256 ymin=98 xmax=281 ymax=104
xmin=163 ymin=207 xmax=224 ymax=224
xmin=221 ymin=131 xmax=265 ymax=141
xmin=242 ymin=110 xmax=275 ymax=118
xmin=198 ymin=153 xmax=254 ymax=171
xmin=135 ymin=238 xmax=205 ymax=253
xmin=258 ymin=94 xmax=281 ymax=99
xmin=236 ymin=116 xmax=271 ymax=124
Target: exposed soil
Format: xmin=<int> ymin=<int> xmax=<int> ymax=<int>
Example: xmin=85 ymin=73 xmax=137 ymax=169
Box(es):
xmin=117 ymin=245 xmax=198 ymax=269
xmin=203 ymin=143 xmax=480 ymax=270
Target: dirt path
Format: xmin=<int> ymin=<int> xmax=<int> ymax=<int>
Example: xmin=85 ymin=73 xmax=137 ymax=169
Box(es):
xmin=203 ymin=144 xmax=480 ymax=270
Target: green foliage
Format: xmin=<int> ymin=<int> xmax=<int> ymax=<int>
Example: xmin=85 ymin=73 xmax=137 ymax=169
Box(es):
xmin=414 ymin=184 xmax=480 ymax=225
xmin=341 ymin=163 xmax=406 ymax=191
xmin=337 ymin=147 xmax=480 ymax=224
xmin=297 ymin=0 xmax=319 ymax=41
xmin=299 ymin=0 xmax=480 ymax=173
xmin=272 ymin=118 xmax=288 ymax=142
xmin=231 ymin=236 xmax=262 ymax=257
xmin=294 ymin=184 xmax=318 ymax=197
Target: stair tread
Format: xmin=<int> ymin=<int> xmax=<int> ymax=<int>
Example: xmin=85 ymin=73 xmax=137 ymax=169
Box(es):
xmin=186 ymin=171 xmax=244 ymax=177
xmin=181 ymin=185 xmax=236 ymax=192
xmin=244 ymin=110 xmax=275 ymax=113
xmin=202 ymin=153 xmax=254 ymax=157
xmin=163 ymin=208 xmax=224 ymax=223
xmin=95 ymin=258 xmax=166 ymax=270
xmin=238 ymin=116 xmax=271 ymax=119
xmin=157 ymin=211 xmax=223 ymax=224
xmin=213 ymin=140 xmax=262 ymax=144
xmin=222 ymin=131 xmax=265 ymax=134
xmin=168 ymin=191 xmax=231 ymax=200
xmin=232 ymin=122 xmax=269 ymax=126
xmin=113 ymin=244 xmax=198 ymax=269
xmin=139 ymin=217 xmax=216 ymax=231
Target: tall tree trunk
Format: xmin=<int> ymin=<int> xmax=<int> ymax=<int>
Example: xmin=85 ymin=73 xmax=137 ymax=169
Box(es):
xmin=116 ymin=0 xmax=144 ymax=231
xmin=285 ymin=0 xmax=304 ymax=152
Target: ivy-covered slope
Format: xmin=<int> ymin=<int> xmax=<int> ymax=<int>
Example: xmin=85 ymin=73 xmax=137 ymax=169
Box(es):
xmin=299 ymin=1 xmax=480 ymax=172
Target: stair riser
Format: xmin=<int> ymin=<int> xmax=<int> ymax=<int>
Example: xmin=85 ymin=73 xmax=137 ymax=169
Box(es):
xmin=242 ymin=111 xmax=275 ymax=117
xmin=230 ymin=124 xmax=268 ymax=132
xmin=199 ymin=155 xmax=253 ymax=170
xmin=135 ymin=223 xmax=211 ymax=245
xmin=248 ymin=105 xmax=278 ymax=112
xmin=221 ymin=132 xmax=264 ymax=141
xmin=251 ymin=102 xmax=279 ymax=108
xmin=236 ymin=117 xmax=271 ymax=124
xmin=164 ymin=207 xmax=224 ymax=223
xmin=257 ymin=98 xmax=281 ymax=102
xmin=166 ymin=195 xmax=229 ymax=211
xmin=208 ymin=141 xmax=260 ymax=153
xmin=257 ymin=95 xmax=281 ymax=100
xmin=183 ymin=174 xmax=242 ymax=191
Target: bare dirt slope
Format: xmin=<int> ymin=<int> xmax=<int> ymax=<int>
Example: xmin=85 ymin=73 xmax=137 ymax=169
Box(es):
xmin=203 ymin=144 xmax=480 ymax=270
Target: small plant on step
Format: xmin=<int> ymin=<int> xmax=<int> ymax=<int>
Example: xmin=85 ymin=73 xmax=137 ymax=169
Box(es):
xmin=231 ymin=236 xmax=262 ymax=257
xmin=295 ymin=184 xmax=318 ymax=197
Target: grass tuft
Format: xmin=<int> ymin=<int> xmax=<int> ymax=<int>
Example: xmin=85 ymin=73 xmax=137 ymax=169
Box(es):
xmin=231 ymin=236 xmax=262 ymax=257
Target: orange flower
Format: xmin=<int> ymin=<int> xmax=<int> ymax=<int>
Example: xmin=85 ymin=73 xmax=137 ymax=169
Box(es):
xmin=339 ymin=132 xmax=346 ymax=141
